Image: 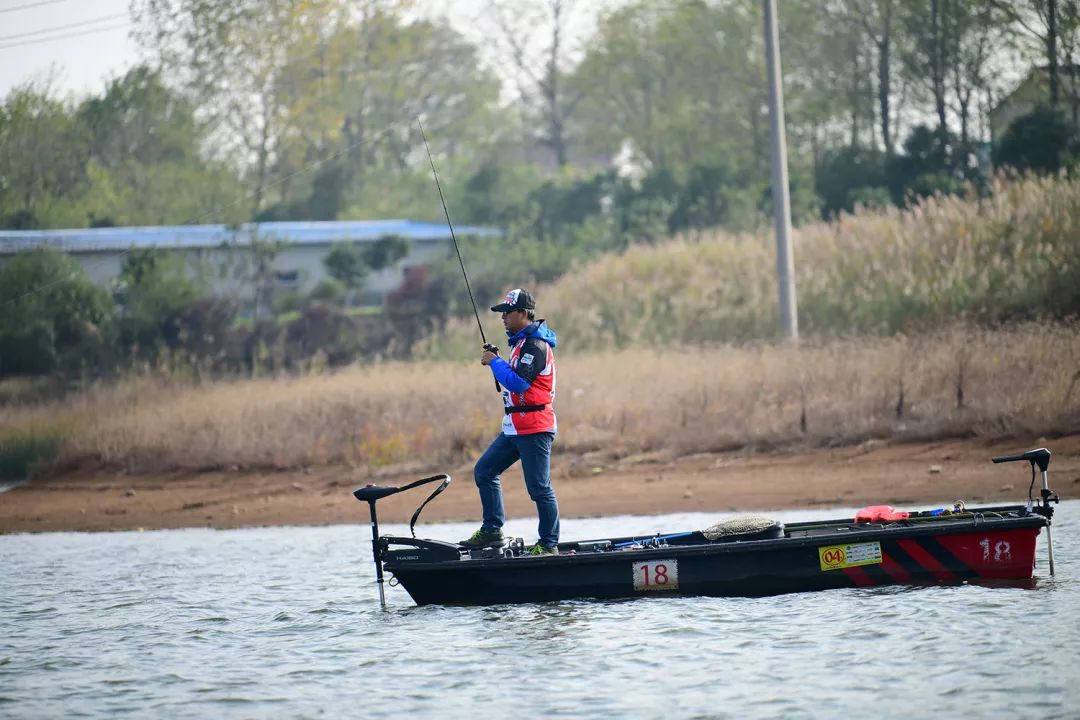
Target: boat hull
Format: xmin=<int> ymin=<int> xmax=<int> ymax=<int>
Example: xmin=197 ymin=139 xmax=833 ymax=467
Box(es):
xmin=384 ymin=512 xmax=1046 ymax=606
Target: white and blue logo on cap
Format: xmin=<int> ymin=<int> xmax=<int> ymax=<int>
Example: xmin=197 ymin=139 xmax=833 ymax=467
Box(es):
xmin=491 ymin=288 xmax=534 ymax=312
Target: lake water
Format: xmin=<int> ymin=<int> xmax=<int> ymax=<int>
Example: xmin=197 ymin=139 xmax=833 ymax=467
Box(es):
xmin=3 ymin=502 xmax=1078 ymax=719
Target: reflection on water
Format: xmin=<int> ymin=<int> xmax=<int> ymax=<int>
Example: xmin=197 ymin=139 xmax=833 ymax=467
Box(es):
xmin=1 ymin=504 xmax=1077 ymax=718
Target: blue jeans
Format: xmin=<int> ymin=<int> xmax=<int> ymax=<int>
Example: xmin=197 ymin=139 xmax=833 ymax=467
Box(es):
xmin=474 ymin=431 xmax=559 ymax=548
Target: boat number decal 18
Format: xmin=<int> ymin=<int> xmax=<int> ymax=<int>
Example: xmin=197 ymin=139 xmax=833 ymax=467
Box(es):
xmin=979 ymin=538 xmax=1011 ymax=562
xmin=632 ymin=559 xmax=679 ymax=591
xmin=818 ymin=542 xmax=882 ymax=571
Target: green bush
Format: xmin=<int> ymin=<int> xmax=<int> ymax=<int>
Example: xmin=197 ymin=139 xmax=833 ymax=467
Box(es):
xmin=815 ymin=146 xmax=887 ymax=217
xmin=115 ymin=248 xmax=206 ymax=354
xmin=0 ymin=425 xmax=64 ymax=482
xmin=995 ymin=106 xmax=1080 ymax=174
xmin=309 ymin=277 xmax=346 ymax=304
xmin=0 ymin=248 xmax=111 ymax=376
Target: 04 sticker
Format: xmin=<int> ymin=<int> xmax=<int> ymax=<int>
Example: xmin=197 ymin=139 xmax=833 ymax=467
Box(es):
xmin=632 ymin=559 xmax=679 ymax=591
xmin=818 ymin=542 xmax=882 ymax=571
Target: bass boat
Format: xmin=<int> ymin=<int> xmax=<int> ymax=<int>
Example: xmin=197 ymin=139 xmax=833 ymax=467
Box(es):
xmin=353 ymin=447 xmax=1060 ymax=607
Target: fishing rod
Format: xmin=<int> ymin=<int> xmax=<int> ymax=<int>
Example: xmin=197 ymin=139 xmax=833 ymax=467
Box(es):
xmin=417 ymin=117 xmax=501 ymax=392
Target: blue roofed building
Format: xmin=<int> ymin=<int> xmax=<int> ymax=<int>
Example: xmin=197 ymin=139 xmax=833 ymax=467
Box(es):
xmin=0 ymin=219 xmax=500 ymax=307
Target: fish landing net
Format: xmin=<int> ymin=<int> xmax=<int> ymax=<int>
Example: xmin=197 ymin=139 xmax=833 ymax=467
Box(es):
xmin=702 ymin=516 xmax=780 ymax=540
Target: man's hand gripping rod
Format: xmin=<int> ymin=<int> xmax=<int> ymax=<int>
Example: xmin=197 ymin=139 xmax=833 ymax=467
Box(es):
xmin=418 ymin=118 xmax=500 ymax=392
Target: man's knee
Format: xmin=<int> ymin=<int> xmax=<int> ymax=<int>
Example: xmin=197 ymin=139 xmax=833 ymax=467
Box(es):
xmin=526 ymin=483 xmax=556 ymax=503
xmin=473 ymin=464 xmax=488 ymax=486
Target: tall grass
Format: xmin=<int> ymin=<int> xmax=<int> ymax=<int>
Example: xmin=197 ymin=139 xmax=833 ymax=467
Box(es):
xmin=423 ymin=173 xmax=1080 ymax=354
xmin=2 ymin=324 xmax=1077 ymax=475
xmin=0 ymin=423 xmax=65 ymax=482
xmin=4 ymin=175 xmax=1078 ymax=476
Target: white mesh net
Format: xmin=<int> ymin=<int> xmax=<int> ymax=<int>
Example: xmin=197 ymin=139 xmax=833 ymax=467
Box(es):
xmin=702 ymin=516 xmax=779 ymax=540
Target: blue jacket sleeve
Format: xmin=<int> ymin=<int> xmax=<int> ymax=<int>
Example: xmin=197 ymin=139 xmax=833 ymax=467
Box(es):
xmin=489 ymin=357 xmax=531 ymax=393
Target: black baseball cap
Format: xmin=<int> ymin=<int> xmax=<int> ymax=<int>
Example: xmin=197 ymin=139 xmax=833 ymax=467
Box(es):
xmin=490 ymin=288 xmax=535 ymax=312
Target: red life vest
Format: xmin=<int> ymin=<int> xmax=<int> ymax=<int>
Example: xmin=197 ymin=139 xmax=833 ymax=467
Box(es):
xmin=502 ymin=337 xmax=556 ymax=436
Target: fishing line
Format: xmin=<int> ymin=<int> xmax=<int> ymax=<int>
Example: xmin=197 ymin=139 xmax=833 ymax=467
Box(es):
xmin=417 ymin=117 xmax=487 ymax=346
xmin=417 ymin=117 xmax=501 ymax=392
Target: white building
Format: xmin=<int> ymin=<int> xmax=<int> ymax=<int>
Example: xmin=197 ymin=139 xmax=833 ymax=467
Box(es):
xmin=0 ymin=219 xmax=500 ymax=306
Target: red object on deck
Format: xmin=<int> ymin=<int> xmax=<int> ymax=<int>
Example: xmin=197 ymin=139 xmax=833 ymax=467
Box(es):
xmin=855 ymin=505 xmax=911 ymax=522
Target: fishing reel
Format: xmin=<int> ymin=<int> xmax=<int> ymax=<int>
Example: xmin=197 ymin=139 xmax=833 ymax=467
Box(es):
xmin=482 ymin=343 xmax=500 ymax=355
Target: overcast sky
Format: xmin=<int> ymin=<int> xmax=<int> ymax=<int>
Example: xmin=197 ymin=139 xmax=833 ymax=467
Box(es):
xmin=0 ymin=0 xmax=138 ymax=98
xmin=0 ymin=0 xmax=613 ymax=101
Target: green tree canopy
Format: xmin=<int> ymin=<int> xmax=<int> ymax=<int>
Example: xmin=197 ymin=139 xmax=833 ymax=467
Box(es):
xmin=324 ymin=243 xmax=369 ymax=291
xmin=0 ymin=84 xmax=87 ymax=229
xmin=0 ymin=248 xmax=110 ymax=375
xmin=115 ymin=248 xmax=205 ymax=351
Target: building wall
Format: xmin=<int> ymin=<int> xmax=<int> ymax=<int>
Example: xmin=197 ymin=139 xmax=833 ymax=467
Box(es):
xmin=67 ymin=238 xmax=451 ymax=306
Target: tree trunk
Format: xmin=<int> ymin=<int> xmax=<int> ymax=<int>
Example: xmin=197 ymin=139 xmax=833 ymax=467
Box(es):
xmin=749 ymin=97 xmax=762 ymax=172
xmin=1049 ymin=0 xmax=1061 ymax=106
xmin=932 ymin=0 xmax=948 ymax=143
xmin=958 ymin=91 xmax=970 ymax=147
xmin=850 ymin=39 xmax=861 ymax=147
xmin=546 ymin=0 xmax=568 ymax=168
xmin=878 ymin=25 xmax=893 ymax=156
xmin=252 ymin=112 xmax=271 ymax=217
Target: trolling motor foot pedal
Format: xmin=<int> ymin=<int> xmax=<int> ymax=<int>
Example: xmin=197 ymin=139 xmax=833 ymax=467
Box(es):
xmin=468 ymin=537 xmax=525 ymax=559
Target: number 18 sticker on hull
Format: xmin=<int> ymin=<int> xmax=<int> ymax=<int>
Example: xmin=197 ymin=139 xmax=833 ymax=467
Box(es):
xmin=633 ymin=559 xmax=679 ymax=591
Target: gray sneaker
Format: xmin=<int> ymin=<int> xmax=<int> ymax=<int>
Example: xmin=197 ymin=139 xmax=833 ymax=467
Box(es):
xmin=459 ymin=527 xmax=505 ymax=548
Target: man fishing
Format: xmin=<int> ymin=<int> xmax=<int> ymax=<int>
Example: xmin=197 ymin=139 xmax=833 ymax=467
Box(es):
xmin=459 ymin=288 xmax=560 ymax=555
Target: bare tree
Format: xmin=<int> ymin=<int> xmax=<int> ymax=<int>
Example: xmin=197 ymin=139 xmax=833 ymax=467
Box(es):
xmin=133 ymin=0 xmax=326 ymax=215
xmin=487 ymin=0 xmax=586 ymax=168
xmin=855 ymin=0 xmax=899 ymax=156
xmin=991 ymin=0 xmax=1064 ymax=106
xmin=947 ymin=1 xmax=1009 ymax=147
xmin=1055 ymin=0 xmax=1080 ymax=122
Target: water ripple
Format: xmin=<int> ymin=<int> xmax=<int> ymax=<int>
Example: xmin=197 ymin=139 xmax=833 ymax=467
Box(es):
xmin=2 ymin=505 xmax=1078 ymax=718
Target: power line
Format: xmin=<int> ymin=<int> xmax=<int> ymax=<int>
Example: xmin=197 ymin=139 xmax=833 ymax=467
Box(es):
xmin=0 ymin=0 xmax=65 ymax=14
xmin=0 ymin=11 xmax=127 ymax=42
xmin=0 ymin=21 xmax=129 ymax=50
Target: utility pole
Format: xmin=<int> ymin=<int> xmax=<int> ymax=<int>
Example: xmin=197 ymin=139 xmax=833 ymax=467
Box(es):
xmin=762 ymin=0 xmax=798 ymax=341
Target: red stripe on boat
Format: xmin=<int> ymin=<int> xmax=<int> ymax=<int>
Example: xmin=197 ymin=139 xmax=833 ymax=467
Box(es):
xmin=842 ymin=567 xmax=876 ymax=586
xmin=879 ymin=552 xmax=913 ymax=582
xmin=897 ymin=539 xmax=955 ymax=582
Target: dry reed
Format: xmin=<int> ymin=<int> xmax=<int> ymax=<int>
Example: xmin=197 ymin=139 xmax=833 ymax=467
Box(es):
xmin=2 ymin=323 xmax=1077 ymax=475
xmin=423 ymin=173 xmax=1080 ymax=354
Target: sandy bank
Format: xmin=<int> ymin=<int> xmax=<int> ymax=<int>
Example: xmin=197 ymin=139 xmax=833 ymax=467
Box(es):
xmin=2 ymin=435 xmax=1077 ymax=534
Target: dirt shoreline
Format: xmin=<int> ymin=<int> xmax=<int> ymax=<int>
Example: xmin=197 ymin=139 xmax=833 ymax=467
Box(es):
xmin=2 ymin=434 xmax=1078 ymax=534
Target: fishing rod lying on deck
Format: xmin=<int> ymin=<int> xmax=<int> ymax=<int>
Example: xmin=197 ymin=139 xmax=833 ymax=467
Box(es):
xmin=417 ymin=117 xmax=501 ymax=392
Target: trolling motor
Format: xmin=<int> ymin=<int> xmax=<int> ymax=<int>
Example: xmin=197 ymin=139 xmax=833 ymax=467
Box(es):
xmin=992 ymin=447 xmax=1059 ymax=575
xmin=353 ymin=474 xmax=452 ymax=608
